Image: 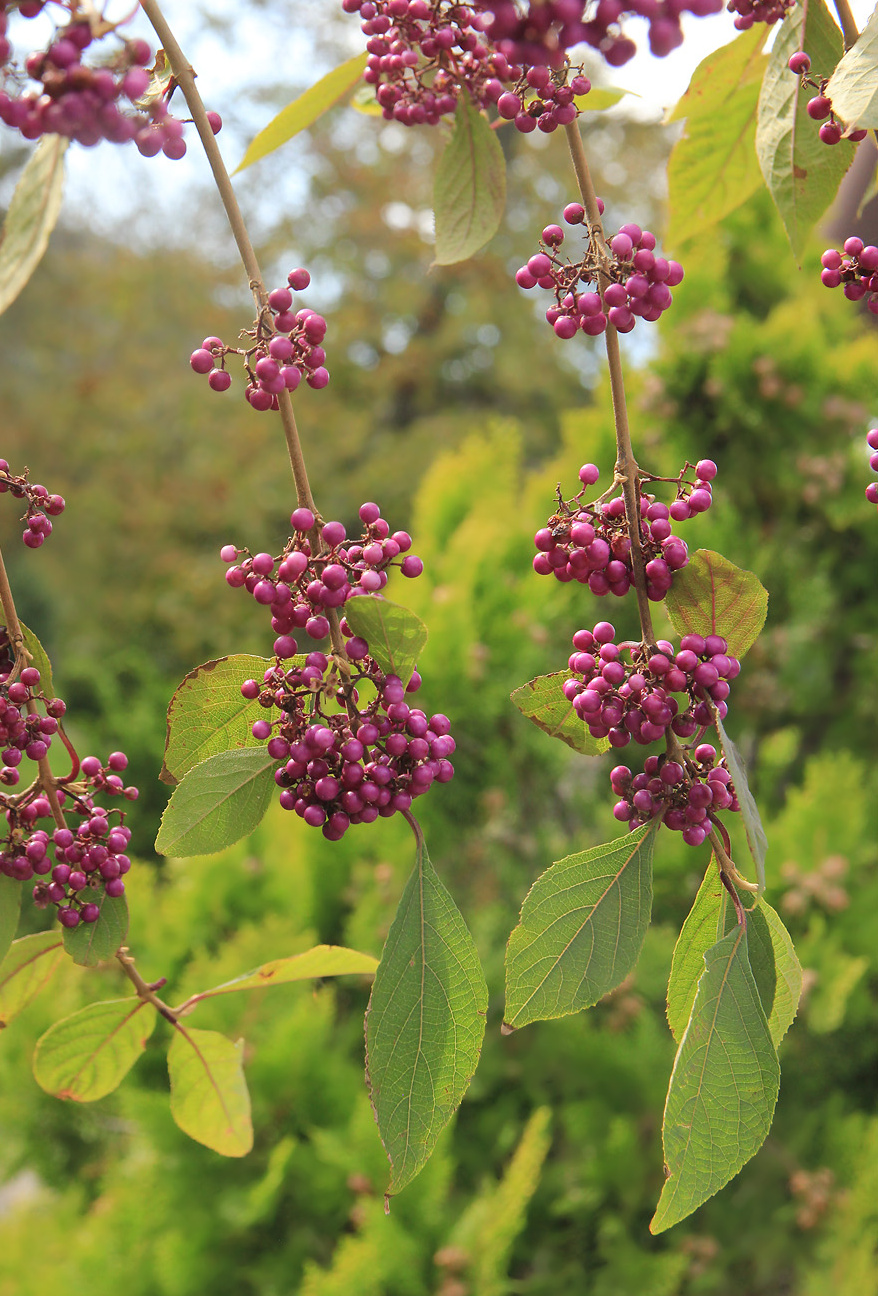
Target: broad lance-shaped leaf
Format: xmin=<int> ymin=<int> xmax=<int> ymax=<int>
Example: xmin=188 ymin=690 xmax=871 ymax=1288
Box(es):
xmin=63 ymin=888 xmax=128 ymax=968
xmin=510 ymin=673 xmax=609 ymax=756
xmin=826 ymin=6 xmax=878 ymax=129
xmin=651 ymin=922 xmax=780 ymax=1234
xmin=504 ymin=823 xmax=657 ymax=1031
xmin=715 ymin=713 xmax=767 ymax=891
xmin=0 ymin=931 xmax=63 ymax=1026
xmin=183 ymin=945 xmax=378 ymax=1008
xmin=160 ymin=653 xmax=274 ymax=786
xmin=155 ymin=748 xmax=276 ymax=857
xmin=0 ymin=136 xmax=67 ymax=318
xmin=667 ymin=863 xmax=801 ymax=1049
xmin=33 ymin=998 xmax=155 ymax=1101
xmin=0 ymin=877 xmax=20 ymax=968
xmin=756 ymin=0 xmax=854 ymax=259
xmin=343 ymin=595 xmax=427 ymax=687
xmin=236 ymin=53 xmax=368 ymax=171
xmin=433 ymin=92 xmax=505 ymax=266
xmin=365 ymin=830 xmax=487 ymax=1198
xmin=168 ymin=1025 xmax=253 ymax=1156
xmin=665 ymin=550 xmax=768 ymax=660
xmin=666 ymin=27 xmax=768 ymax=247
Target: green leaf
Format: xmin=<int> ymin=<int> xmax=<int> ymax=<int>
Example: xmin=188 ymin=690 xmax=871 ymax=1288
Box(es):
xmin=33 ymin=997 xmax=155 ymax=1101
xmin=185 ymin=945 xmax=378 ymax=1006
xmin=510 ymin=673 xmax=610 ymax=756
xmin=433 ymin=92 xmax=506 ymax=266
xmin=168 ymin=1025 xmax=253 ymax=1156
xmin=722 ymin=893 xmax=802 ymax=1049
xmin=755 ymin=0 xmax=854 ymax=259
xmin=651 ymin=922 xmax=780 ymax=1233
xmin=343 ymin=595 xmax=427 ymax=686
xmin=63 ymin=888 xmax=129 ymax=967
xmin=0 ymin=931 xmax=63 ymax=1026
xmin=0 ymin=136 xmax=67 ymax=318
xmin=575 ymin=87 xmax=629 ymax=112
xmin=155 ymin=748 xmax=276 ymax=857
xmin=666 ymin=28 xmax=768 ymax=247
xmin=666 ymin=863 xmax=725 ymax=1044
xmin=504 ymin=824 xmax=657 ymax=1031
xmin=826 ymin=6 xmax=878 ymax=129
xmin=236 ymin=53 xmax=368 ymax=172
xmin=0 ymin=877 xmax=21 ymax=967
xmin=715 ymin=713 xmax=768 ymax=891
xmin=350 ymin=81 xmax=383 ymax=116
xmin=19 ymin=621 xmax=55 ymax=698
xmin=365 ymin=829 xmax=487 ymax=1198
xmin=160 ymin=653 xmax=274 ymax=786
xmin=665 ymin=549 xmax=768 ymax=659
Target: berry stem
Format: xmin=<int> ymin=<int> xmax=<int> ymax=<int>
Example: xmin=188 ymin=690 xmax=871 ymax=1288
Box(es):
xmin=138 ymin=0 xmax=317 ymax=515
xmin=832 ymin=0 xmax=859 ymax=49
xmin=116 ymin=948 xmax=178 ymax=1023
xmin=563 ymin=121 xmax=656 ymax=648
xmin=718 ymin=861 xmax=746 ymax=927
xmin=0 ymin=542 xmax=66 ymax=830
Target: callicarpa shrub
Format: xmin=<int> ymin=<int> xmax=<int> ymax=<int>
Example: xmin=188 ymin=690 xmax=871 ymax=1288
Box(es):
xmin=0 ymin=0 xmax=873 ymax=1235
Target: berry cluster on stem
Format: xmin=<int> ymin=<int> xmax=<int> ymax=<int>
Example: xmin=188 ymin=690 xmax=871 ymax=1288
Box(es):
xmin=727 ymin=0 xmax=792 ymax=29
xmin=0 ymin=459 xmax=65 ymax=549
xmin=788 ymin=53 xmax=867 ymax=147
xmin=516 ymin=206 xmax=683 ymax=337
xmin=863 ymin=428 xmax=878 ymax=507
xmin=496 ymin=63 xmax=591 ymax=134
xmin=190 ymin=268 xmax=329 ymax=404
xmin=820 ymin=239 xmax=878 ymax=315
xmin=610 ymin=742 xmax=740 ymax=845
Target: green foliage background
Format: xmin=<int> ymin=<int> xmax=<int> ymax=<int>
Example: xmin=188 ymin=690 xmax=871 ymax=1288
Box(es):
xmin=0 ymin=11 xmax=877 ymax=1290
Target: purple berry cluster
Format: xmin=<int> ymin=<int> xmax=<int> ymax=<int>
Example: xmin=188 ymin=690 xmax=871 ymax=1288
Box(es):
xmin=532 ymin=459 xmax=717 ymax=598
xmin=788 ymin=54 xmax=867 ymax=147
xmin=0 ymin=4 xmax=217 ymax=155
xmin=516 ymin=208 xmax=683 ymax=337
xmin=223 ymin=501 xmax=424 ymax=649
xmin=727 ymin=0 xmax=792 ymax=29
xmin=479 ymin=0 xmax=723 ymax=69
xmin=0 ymin=663 xmax=64 ymax=785
xmin=1 ymin=750 xmax=136 ymax=927
xmin=190 ymin=269 xmax=329 ymax=405
xmin=563 ymin=622 xmax=739 ymax=749
xmin=0 ymin=459 xmax=65 ymax=549
xmin=345 ymin=0 xmax=514 ymax=125
xmin=496 ymin=63 xmax=591 ymax=134
xmin=244 ymin=654 xmax=454 ymax=840
xmin=820 ymin=239 xmax=878 ymax=316
xmin=610 ymin=744 xmax=740 ymax=845
xmin=864 ymin=428 xmax=878 ymax=508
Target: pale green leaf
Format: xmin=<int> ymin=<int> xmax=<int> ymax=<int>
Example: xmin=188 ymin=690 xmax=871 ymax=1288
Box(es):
xmin=160 ymin=653 xmax=274 ymax=786
xmin=184 ymin=945 xmax=378 ymax=1007
xmin=19 ymin=620 xmax=55 ymax=698
xmin=0 ymin=136 xmax=67 ymax=317
xmin=155 ymin=748 xmax=276 ymax=857
xmin=365 ymin=830 xmax=487 ymax=1197
xmin=715 ymin=713 xmax=767 ymax=891
xmin=665 ymin=549 xmax=768 ymax=659
xmin=755 ymin=0 xmax=854 ymax=259
xmin=351 ymin=81 xmax=384 ymax=116
xmin=826 ymin=6 xmax=878 ymax=128
xmin=666 ymin=28 xmax=768 ymax=246
xmin=575 ymin=87 xmax=629 ymax=112
xmin=62 ymin=888 xmax=129 ymax=968
xmin=510 ymin=672 xmax=609 ymax=756
xmin=0 ymin=931 xmax=63 ymax=1026
xmin=168 ymin=1025 xmax=253 ymax=1156
xmin=722 ymin=893 xmax=801 ymax=1049
xmin=33 ymin=997 xmax=155 ymax=1101
xmin=0 ymin=877 xmax=21 ymax=967
xmin=504 ymin=824 xmax=657 ymax=1031
xmin=651 ymin=923 xmax=780 ymax=1233
xmin=666 ymin=863 xmax=725 ymax=1043
xmin=343 ymin=595 xmax=427 ymax=686
xmin=433 ymin=93 xmax=505 ymax=266
xmin=236 ymin=53 xmax=368 ymax=171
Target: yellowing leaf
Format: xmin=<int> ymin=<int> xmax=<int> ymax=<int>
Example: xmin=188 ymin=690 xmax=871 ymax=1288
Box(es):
xmin=168 ymin=1026 xmax=253 ymax=1156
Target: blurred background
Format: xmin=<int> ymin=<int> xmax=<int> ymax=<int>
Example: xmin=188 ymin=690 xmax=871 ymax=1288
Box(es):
xmin=0 ymin=1 xmax=877 ymax=1292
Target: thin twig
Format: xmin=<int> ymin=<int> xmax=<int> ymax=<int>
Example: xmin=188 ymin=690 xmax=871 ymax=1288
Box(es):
xmin=116 ymin=948 xmax=178 ymax=1023
xmin=564 ymin=121 xmax=656 ymax=648
xmin=832 ymin=0 xmax=859 ymax=49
